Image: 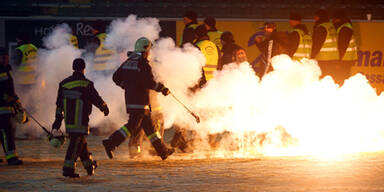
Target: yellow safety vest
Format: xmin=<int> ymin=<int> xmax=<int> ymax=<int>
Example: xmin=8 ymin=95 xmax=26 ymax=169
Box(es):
xmin=292 ymin=28 xmax=312 ymax=60
xmin=315 ymin=22 xmax=339 ymax=61
xmin=15 ymin=44 xmax=38 ymax=85
xmin=207 ymin=30 xmax=223 ymax=50
xmin=196 ymin=40 xmax=219 ymax=81
xmin=70 ymin=34 xmax=79 ymax=48
xmin=336 ymin=23 xmax=358 ymax=61
xmin=94 ymin=33 xmax=115 ymax=72
xmin=179 ymin=24 xmax=198 ymax=46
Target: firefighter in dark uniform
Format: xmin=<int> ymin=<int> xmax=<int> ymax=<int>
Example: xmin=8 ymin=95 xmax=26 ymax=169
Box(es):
xmin=180 ymin=11 xmax=198 ymax=47
xmin=102 ymin=37 xmax=174 ymax=160
xmin=52 ymin=58 xmax=110 ymax=178
xmin=0 ymin=47 xmax=26 ymax=165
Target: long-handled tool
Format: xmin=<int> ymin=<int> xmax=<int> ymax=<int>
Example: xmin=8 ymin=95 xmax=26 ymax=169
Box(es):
xmin=22 ymin=108 xmax=66 ymax=148
xmin=170 ymin=93 xmax=200 ymax=123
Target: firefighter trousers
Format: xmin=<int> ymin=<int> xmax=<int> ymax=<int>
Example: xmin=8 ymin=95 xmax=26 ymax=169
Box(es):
xmin=0 ymin=115 xmax=18 ymax=161
xmin=63 ymin=133 xmax=93 ymax=170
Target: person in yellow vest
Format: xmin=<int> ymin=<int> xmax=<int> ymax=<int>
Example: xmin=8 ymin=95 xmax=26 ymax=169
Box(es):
xmin=0 ymin=47 xmax=27 ymax=165
xmin=332 ymin=9 xmax=358 ymax=85
xmin=194 ymin=24 xmax=220 ymax=82
xmin=13 ymin=32 xmax=38 ymax=88
xmin=204 ymin=17 xmax=223 ymax=51
xmin=311 ymin=9 xmax=340 ymax=83
xmin=90 ymin=20 xmax=116 ymax=75
xmin=287 ymin=12 xmax=312 ymax=61
xmin=180 ymin=11 xmax=198 ymax=47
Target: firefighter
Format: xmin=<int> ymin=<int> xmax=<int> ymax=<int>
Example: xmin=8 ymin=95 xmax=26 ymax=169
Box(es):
xmin=180 ymin=11 xmax=198 ymax=47
xmin=0 ymin=47 xmax=26 ymax=165
xmin=89 ymin=20 xmax=116 ymax=75
xmin=204 ymin=17 xmax=223 ymax=51
xmin=219 ymin=31 xmax=248 ymax=70
xmin=102 ymin=37 xmax=174 ymax=160
xmin=288 ymin=12 xmax=312 ymax=61
xmin=332 ymin=9 xmax=358 ymax=85
xmin=52 ymin=58 xmax=110 ymax=178
xmin=311 ymin=9 xmax=340 ymax=82
xmin=128 ymin=90 xmax=165 ymax=158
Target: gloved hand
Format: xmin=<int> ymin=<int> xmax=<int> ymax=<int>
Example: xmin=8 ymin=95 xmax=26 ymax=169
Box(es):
xmin=52 ymin=119 xmax=62 ymax=130
xmin=161 ymin=87 xmax=170 ymax=96
xmin=101 ymin=103 xmax=109 ymax=116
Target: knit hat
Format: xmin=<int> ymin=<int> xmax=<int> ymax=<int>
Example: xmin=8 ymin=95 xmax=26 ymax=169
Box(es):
xmin=183 ymin=11 xmax=197 ymax=21
xmin=204 ymin=17 xmax=216 ymax=27
xmin=73 ymin=58 xmax=86 ymax=71
xmin=221 ymin=31 xmax=234 ymax=43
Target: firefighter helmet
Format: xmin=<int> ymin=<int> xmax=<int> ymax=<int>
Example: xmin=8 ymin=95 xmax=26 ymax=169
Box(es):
xmin=134 ymin=37 xmax=152 ymax=53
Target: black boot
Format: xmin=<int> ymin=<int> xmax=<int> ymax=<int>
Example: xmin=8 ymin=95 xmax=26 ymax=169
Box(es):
xmin=152 ymin=139 xmax=175 ymax=160
xmin=7 ymin=157 xmax=23 ymax=165
xmin=63 ymin=167 xmax=80 ymax=178
xmin=102 ymin=130 xmax=126 ymax=159
xmin=86 ymin=160 xmax=98 ymax=176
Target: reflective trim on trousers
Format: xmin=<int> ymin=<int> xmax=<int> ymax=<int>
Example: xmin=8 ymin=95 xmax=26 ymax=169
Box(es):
xmin=127 ymin=104 xmax=150 ymax=110
xmin=5 ymin=150 xmax=17 ymax=160
xmin=119 ymin=125 xmax=131 ymax=138
xmin=148 ymin=131 xmax=161 ymax=143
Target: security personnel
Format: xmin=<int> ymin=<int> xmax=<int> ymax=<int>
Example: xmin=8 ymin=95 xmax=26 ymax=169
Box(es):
xmin=288 ymin=12 xmax=312 ymax=61
xmin=102 ymin=37 xmax=174 ymax=160
xmin=70 ymin=34 xmax=79 ymax=48
xmin=13 ymin=32 xmax=38 ymax=87
xmin=0 ymin=47 xmax=25 ymax=165
xmin=194 ymin=24 xmax=220 ymax=81
xmin=52 ymin=58 xmax=110 ymax=178
xmin=204 ymin=17 xmax=223 ymax=51
xmin=311 ymin=9 xmax=339 ymax=81
xmin=180 ymin=11 xmax=198 ymax=47
xmin=332 ymin=9 xmax=358 ymax=85
xmin=91 ymin=20 xmax=116 ymax=75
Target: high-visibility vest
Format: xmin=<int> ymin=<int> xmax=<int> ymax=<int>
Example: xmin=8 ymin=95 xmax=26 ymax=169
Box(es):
xmin=179 ymin=24 xmax=198 ymax=46
xmin=15 ymin=43 xmax=38 ymax=85
xmin=292 ymin=28 xmax=312 ymax=60
xmin=336 ymin=23 xmax=358 ymax=61
xmin=207 ymin=30 xmax=223 ymax=50
xmin=196 ymin=40 xmax=219 ymax=81
xmin=70 ymin=34 xmax=79 ymax=48
xmin=315 ymin=22 xmax=339 ymax=61
xmin=94 ymin=33 xmax=115 ymax=72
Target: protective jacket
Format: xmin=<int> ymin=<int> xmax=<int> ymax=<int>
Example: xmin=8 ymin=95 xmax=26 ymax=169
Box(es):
xmin=15 ymin=43 xmax=38 ymax=85
xmin=112 ymin=52 xmax=166 ymax=113
xmin=0 ymin=65 xmax=18 ymax=115
xmin=70 ymin=34 xmax=79 ymax=48
xmin=55 ymin=71 xmax=106 ymax=134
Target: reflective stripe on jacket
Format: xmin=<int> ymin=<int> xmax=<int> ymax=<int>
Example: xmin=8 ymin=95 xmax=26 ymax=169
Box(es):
xmin=315 ymin=22 xmax=339 ymax=61
xmin=196 ymin=40 xmax=219 ymax=81
xmin=16 ymin=44 xmax=38 ymax=85
xmin=207 ymin=30 xmax=223 ymax=50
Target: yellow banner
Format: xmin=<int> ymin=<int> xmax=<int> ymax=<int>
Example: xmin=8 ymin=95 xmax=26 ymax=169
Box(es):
xmin=176 ymin=21 xmax=384 ymax=92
